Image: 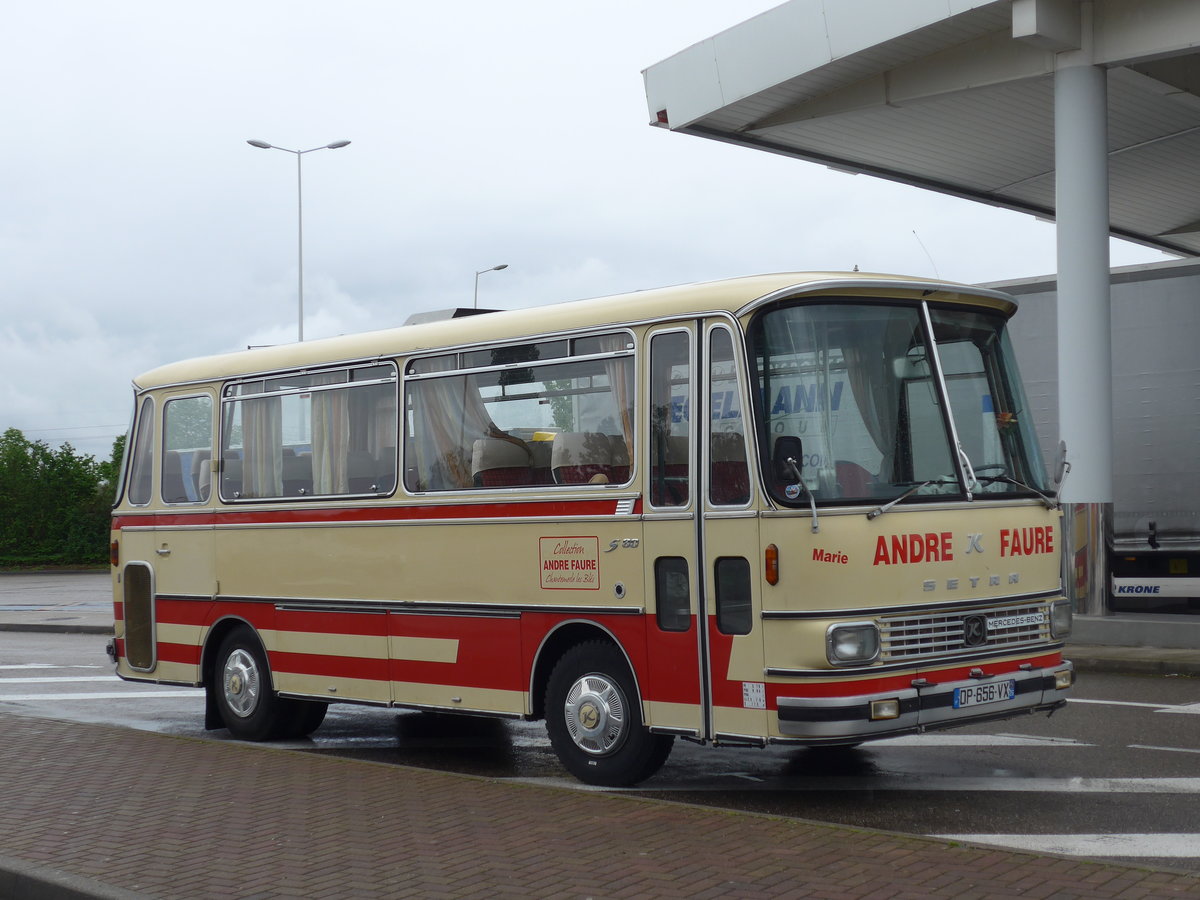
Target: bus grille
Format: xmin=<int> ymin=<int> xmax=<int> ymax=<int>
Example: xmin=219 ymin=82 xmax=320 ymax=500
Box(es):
xmin=879 ymin=601 xmax=1051 ymax=661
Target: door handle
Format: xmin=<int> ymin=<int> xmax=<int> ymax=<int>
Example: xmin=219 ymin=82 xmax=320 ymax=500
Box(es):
xmin=155 ymin=546 xmax=171 ymax=557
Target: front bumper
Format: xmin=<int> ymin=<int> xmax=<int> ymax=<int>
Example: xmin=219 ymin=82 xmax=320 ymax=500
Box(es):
xmin=775 ymin=660 xmax=1073 ymax=744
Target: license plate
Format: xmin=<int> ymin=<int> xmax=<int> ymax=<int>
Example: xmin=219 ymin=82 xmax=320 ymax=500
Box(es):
xmin=953 ymin=679 xmax=1016 ymax=709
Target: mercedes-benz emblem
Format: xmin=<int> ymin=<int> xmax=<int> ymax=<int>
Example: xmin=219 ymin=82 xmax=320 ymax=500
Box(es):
xmin=963 ymin=615 xmax=987 ymax=647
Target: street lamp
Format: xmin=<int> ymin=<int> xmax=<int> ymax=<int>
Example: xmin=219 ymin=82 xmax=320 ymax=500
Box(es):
xmin=474 ymin=263 xmax=509 ymax=309
xmin=247 ymin=139 xmax=352 ymax=341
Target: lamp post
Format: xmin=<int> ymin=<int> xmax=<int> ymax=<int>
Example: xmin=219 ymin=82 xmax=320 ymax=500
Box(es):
xmin=473 ymin=263 xmax=509 ymax=309
xmin=247 ymin=139 xmax=351 ymax=341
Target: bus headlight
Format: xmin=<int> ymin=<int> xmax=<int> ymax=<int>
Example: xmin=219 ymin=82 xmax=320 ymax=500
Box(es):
xmin=826 ymin=622 xmax=880 ymax=666
xmin=1050 ymin=599 xmax=1072 ymax=638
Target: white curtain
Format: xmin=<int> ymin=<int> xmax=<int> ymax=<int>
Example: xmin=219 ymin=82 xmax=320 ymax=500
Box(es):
xmin=600 ymin=336 xmax=634 ymax=466
xmin=242 ymin=396 xmax=282 ymax=498
xmin=409 ymin=360 xmax=501 ymax=490
xmin=311 ymin=376 xmax=350 ymax=495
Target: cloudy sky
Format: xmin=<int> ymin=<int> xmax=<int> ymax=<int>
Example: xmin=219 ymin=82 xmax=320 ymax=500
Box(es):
xmin=0 ymin=1 xmax=1174 ymax=459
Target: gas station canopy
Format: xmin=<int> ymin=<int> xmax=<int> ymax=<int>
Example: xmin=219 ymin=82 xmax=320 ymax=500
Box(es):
xmin=643 ymin=0 xmax=1200 ymax=257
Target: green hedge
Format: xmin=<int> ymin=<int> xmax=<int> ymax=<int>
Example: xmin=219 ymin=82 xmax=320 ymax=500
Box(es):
xmin=0 ymin=428 xmax=123 ymax=569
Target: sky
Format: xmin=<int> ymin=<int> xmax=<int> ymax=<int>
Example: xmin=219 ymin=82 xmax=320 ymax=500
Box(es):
xmin=0 ymin=1 xmax=1175 ymax=459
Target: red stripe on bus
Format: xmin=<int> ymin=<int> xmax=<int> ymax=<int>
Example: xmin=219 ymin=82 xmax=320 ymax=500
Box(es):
xmin=157 ymin=641 xmax=202 ymax=666
xmin=155 ymin=598 xmax=219 ymax=627
xmin=270 ymin=650 xmax=391 ymax=683
xmin=112 ymin=497 xmax=634 ymax=530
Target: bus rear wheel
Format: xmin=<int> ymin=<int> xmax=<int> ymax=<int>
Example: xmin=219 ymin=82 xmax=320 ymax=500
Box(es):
xmin=544 ymin=641 xmax=673 ymax=787
xmin=212 ymin=626 xmax=313 ymax=742
xmin=284 ymin=699 xmax=328 ymax=739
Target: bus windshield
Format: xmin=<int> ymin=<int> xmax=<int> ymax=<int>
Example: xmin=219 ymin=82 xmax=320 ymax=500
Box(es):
xmin=749 ymin=300 xmax=1049 ymax=507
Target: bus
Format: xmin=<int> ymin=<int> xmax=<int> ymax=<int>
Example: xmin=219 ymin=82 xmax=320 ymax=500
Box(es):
xmin=108 ymin=272 xmax=1074 ymax=786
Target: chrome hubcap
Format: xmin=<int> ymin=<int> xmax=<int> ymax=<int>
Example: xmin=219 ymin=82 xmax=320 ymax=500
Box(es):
xmin=563 ymin=673 xmax=627 ymax=756
xmin=222 ymin=648 xmax=260 ymax=718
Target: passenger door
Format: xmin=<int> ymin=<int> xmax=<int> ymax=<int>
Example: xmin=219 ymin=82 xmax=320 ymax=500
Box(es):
xmin=701 ymin=323 xmax=767 ymax=741
xmin=640 ymin=325 xmax=704 ymax=738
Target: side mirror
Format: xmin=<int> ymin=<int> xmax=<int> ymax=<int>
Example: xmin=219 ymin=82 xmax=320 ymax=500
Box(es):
xmin=1052 ymin=439 xmax=1071 ymax=507
xmin=1053 ymin=440 xmax=1069 ymax=485
xmin=773 ymin=436 xmax=803 ymax=482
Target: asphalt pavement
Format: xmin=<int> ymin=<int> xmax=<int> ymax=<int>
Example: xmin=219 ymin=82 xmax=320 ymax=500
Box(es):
xmin=2 ymin=571 xmax=1198 ymax=899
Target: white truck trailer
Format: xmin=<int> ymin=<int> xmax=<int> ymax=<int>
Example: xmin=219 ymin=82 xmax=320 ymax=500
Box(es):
xmin=992 ymin=258 xmax=1200 ymax=613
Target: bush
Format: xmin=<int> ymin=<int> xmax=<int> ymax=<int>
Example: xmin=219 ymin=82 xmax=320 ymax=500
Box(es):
xmin=0 ymin=428 xmax=123 ymax=568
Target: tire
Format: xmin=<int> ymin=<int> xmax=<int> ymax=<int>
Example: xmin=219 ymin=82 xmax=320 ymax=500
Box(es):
xmin=544 ymin=641 xmax=673 ymax=787
xmin=282 ymin=700 xmax=328 ymax=739
xmin=212 ymin=626 xmax=294 ymax=741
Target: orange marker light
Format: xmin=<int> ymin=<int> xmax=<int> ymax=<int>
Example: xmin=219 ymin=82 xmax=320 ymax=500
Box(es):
xmin=765 ymin=543 xmax=780 ymax=585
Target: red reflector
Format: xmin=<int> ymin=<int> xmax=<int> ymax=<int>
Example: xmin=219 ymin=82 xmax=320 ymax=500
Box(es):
xmin=656 ymin=109 xmax=669 ymax=125
xmin=765 ymin=544 xmax=779 ymax=586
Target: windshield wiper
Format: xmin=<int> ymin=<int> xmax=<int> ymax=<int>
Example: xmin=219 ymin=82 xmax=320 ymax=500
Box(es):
xmin=866 ymin=480 xmax=957 ymax=520
xmin=981 ymin=474 xmax=1059 ymax=509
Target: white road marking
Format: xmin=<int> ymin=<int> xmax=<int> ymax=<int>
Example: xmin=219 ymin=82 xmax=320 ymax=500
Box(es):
xmin=514 ymin=775 xmax=1200 ymax=795
xmin=935 ymin=833 xmax=1200 ymax=858
xmin=1158 ymin=702 xmax=1200 ymax=715
xmin=2 ymin=691 xmax=199 ymax=701
xmin=0 ymin=672 xmax=197 ymax=702
xmin=1130 ymin=744 xmax=1200 ymax=755
xmin=876 ymin=733 xmax=1089 ymax=748
xmin=585 ymin=776 xmax=1200 ymax=794
xmin=1069 ymin=697 xmax=1200 ymax=715
xmin=0 ymin=676 xmax=116 ymax=684
xmin=1068 ymin=698 xmax=1177 ymax=710
xmin=840 ymin=776 xmax=1200 ymax=793
xmin=0 ymin=664 xmax=103 ymax=670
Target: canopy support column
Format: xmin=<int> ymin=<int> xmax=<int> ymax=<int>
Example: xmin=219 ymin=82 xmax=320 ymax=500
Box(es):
xmin=1055 ymin=55 xmax=1112 ymax=616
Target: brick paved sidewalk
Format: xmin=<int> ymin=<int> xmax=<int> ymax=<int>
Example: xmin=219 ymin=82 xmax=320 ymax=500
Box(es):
xmin=1 ymin=712 xmax=1197 ymax=900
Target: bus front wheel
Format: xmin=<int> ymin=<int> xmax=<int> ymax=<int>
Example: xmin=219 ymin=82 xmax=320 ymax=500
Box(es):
xmin=212 ymin=626 xmax=304 ymax=741
xmin=544 ymin=641 xmax=673 ymax=786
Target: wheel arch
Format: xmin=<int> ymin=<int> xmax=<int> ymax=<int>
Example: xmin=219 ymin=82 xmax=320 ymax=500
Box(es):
xmin=528 ymin=619 xmax=640 ymax=721
xmin=200 ymin=615 xmax=265 ymax=730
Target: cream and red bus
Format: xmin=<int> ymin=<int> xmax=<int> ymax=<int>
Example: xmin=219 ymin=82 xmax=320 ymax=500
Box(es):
xmin=108 ymin=272 xmax=1074 ymax=786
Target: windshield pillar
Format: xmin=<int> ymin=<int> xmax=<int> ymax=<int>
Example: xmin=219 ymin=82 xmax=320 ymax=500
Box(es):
xmin=919 ymin=301 xmax=974 ymax=501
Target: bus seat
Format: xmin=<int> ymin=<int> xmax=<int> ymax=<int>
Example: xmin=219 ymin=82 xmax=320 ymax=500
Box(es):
xmin=191 ymin=451 xmax=212 ymax=502
xmin=608 ymin=435 xmax=630 ymax=483
xmin=552 ymin=432 xmax=612 ymax=484
xmin=472 ymin=437 xmax=533 ymax=487
xmin=221 ymin=458 xmax=243 ymax=497
xmin=161 ymin=451 xmax=189 ymax=503
xmin=665 ymin=435 xmax=689 ymax=476
xmin=528 ymin=439 xmax=554 ymax=485
xmin=347 ymin=450 xmax=378 ymax=493
xmin=649 ymin=434 xmax=690 ymax=505
xmin=835 ymin=460 xmax=875 ymax=498
xmin=710 ymin=432 xmax=750 ymax=505
xmin=375 ymin=448 xmax=397 ymax=493
xmin=282 ymin=454 xmax=313 ymax=496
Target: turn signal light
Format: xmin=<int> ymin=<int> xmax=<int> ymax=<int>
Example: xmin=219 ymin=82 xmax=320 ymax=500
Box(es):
xmin=110 ymin=540 xmax=120 ymax=567
xmin=765 ymin=544 xmax=779 ymax=585
xmin=1054 ymin=668 xmax=1074 ymax=690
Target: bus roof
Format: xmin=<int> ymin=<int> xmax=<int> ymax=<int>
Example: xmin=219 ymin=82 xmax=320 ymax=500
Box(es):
xmin=133 ymin=271 xmax=1016 ymax=391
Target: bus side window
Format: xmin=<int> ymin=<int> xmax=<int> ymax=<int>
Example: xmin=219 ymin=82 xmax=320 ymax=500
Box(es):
xmin=162 ymin=395 xmax=213 ymax=504
xmin=404 ymin=337 xmax=634 ymax=493
xmin=709 ymin=328 xmax=750 ymax=506
xmin=715 ymin=557 xmax=752 ymax=635
xmin=127 ymin=396 xmax=155 ymax=506
xmin=649 ymin=331 xmax=690 ymax=507
xmin=220 ymin=367 xmax=397 ymax=500
xmin=655 ymin=557 xmax=691 ymax=632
